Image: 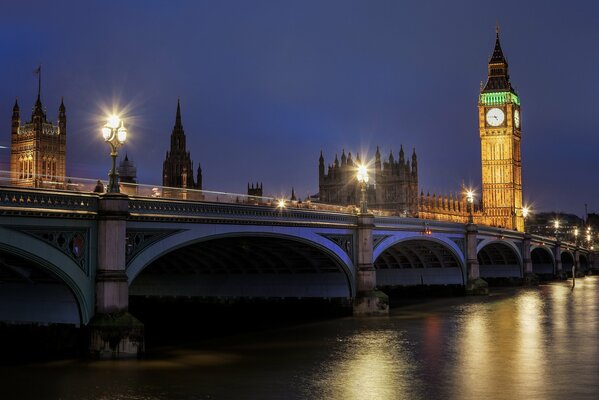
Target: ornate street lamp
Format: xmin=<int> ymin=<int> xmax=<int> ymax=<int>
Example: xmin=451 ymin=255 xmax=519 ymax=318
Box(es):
xmin=574 ymin=227 xmax=579 ymax=246
xmin=465 ymin=189 xmax=475 ymax=223
xmin=522 ymin=206 xmax=530 ymax=232
xmin=553 ymin=219 xmax=560 ymax=240
xmin=356 ymin=164 xmax=369 ymax=214
xmin=101 ymin=115 xmax=127 ymax=193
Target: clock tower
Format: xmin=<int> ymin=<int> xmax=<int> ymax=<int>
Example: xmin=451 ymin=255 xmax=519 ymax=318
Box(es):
xmin=479 ymin=27 xmax=523 ymax=232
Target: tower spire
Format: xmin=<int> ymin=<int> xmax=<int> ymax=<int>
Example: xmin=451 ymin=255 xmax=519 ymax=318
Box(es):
xmin=482 ymin=26 xmax=512 ymax=93
xmin=36 ymin=65 xmax=41 ymax=103
xmin=175 ymin=98 xmax=182 ymax=128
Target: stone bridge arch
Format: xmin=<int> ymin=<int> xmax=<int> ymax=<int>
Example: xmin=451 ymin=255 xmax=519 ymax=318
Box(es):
xmin=373 ymin=236 xmax=466 ymax=286
xmin=531 ymin=246 xmax=555 ymax=276
xmin=0 ymin=227 xmax=91 ymax=324
xmin=561 ymin=251 xmax=575 ymax=276
xmin=127 ymin=225 xmax=356 ymax=299
xmin=477 ymin=239 xmax=523 ymax=278
xmin=579 ymin=253 xmax=590 ymax=273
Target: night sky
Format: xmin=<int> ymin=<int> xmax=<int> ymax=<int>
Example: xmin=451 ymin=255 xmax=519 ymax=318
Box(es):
xmin=1 ymin=1 xmax=597 ymax=215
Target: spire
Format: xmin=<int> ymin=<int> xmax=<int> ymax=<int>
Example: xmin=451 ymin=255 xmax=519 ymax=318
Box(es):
xmin=59 ymin=97 xmax=65 ymax=112
xmin=291 ymin=187 xmax=297 ymax=201
xmin=36 ymin=65 xmax=41 ymax=104
xmin=13 ymin=97 xmax=19 ymax=111
xmin=375 ymin=146 xmax=380 ymax=158
xmin=399 ymin=145 xmax=404 ymax=161
xmin=490 ymin=24 xmax=507 ymax=64
xmin=175 ymin=98 xmax=182 ymax=129
xmin=482 ymin=25 xmax=513 ymax=93
xmin=319 ymin=150 xmax=324 ymax=163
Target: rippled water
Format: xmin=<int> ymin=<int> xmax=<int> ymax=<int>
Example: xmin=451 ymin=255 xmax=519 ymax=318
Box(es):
xmin=3 ymin=277 xmax=599 ymax=399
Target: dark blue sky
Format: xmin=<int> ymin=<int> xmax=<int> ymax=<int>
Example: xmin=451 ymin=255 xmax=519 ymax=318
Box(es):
xmin=1 ymin=1 xmax=598 ymax=214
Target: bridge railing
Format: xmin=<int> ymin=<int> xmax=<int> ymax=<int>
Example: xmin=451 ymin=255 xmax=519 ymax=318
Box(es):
xmin=0 ymin=170 xmax=365 ymax=215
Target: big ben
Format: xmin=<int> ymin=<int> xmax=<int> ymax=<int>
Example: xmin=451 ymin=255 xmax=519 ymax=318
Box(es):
xmin=479 ymin=27 xmax=523 ymax=232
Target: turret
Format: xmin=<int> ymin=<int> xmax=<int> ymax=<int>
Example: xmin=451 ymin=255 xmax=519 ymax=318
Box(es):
xmin=375 ymin=146 xmax=381 ymax=174
xmin=411 ymin=148 xmax=417 ymax=174
xmin=319 ymin=150 xmax=325 ymax=179
xmin=196 ymin=163 xmax=202 ymax=190
xmin=11 ymin=98 xmax=19 ymax=136
xmin=58 ymin=97 xmax=66 ymax=136
xmin=341 ymin=149 xmax=346 ymax=165
xmin=399 ymin=145 xmax=404 ymax=163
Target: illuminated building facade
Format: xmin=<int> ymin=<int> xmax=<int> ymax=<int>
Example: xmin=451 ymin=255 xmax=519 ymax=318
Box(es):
xmin=318 ymin=146 xmax=419 ymax=215
xmin=10 ymin=78 xmax=66 ymax=188
xmin=478 ymin=28 xmax=523 ymax=231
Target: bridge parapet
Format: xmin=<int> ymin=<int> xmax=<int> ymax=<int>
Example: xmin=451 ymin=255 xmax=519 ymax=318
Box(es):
xmin=128 ymin=197 xmax=357 ymax=227
xmin=0 ymin=186 xmax=98 ymax=217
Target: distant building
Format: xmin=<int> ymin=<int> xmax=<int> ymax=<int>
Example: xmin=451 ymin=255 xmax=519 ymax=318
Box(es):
xmin=318 ymin=146 xmax=418 ymax=215
xmin=118 ymin=153 xmax=137 ymax=196
xmin=162 ymin=100 xmax=202 ymax=190
xmin=10 ymin=72 xmax=66 ymax=188
xmin=247 ymin=182 xmax=263 ymax=197
xmin=118 ymin=153 xmax=137 ymax=183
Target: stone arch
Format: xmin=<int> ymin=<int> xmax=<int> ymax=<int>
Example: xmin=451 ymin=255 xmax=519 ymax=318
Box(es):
xmin=477 ymin=240 xmax=522 ymax=278
xmin=531 ymin=246 xmax=555 ymax=275
xmin=373 ymin=237 xmax=465 ymax=286
xmin=128 ymin=230 xmax=355 ymax=299
xmin=579 ymin=253 xmax=590 ymax=273
xmin=561 ymin=251 xmax=575 ymax=276
xmin=0 ymin=242 xmax=87 ymax=325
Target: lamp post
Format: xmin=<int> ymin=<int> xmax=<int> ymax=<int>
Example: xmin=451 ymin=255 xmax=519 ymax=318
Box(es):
xmin=356 ymin=164 xmax=369 ymax=214
xmin=101 ymin=115 xmax=127 ymax=193
xmin=586 ymin=227 xmax=593 ymax=249
xmin=522 ymin=206 xmax=530 ymax=232
xmin=554 ymin=219 xmax=560 ymax=241
xmin=574 ymin=227 xmax=579 ymax=246
xmin=466 ymin=190 xmax=475 ymax=224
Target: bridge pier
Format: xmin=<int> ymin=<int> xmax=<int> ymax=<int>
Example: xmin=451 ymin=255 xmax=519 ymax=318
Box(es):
xmin=465 ymin=224 xmax=488 ymax=295
xmin=554 ymin=241 xmax=565 ymax=279
xmin=89 ymin=194 xmax=144 ymax=358
xmin=353 ymin=213 xmax=388 ymax=315
xmin=523 ymin=234 xmax=539 ymax=285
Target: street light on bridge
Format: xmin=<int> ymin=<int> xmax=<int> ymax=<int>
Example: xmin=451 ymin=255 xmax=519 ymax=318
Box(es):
xmin=465 ymin=189 xmax=475 ymax=223
xmin=553 ymin=219 xmax=560 ymax=240
xmin=522 ymin=205 xmax=530 ymax=231
xmin=101 ymin=115 xmax=127 ymax=193
xmin=356 ymin=163 xmax=369 ymax=214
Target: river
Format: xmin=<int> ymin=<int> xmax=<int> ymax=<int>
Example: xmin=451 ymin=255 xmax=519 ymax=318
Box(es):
xmin=2 ymin=277 xmax=599 ymax=399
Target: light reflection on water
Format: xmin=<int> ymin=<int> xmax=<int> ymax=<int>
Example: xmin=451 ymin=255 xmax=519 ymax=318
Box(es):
xmin=3 ymin=277 xmax=599 ymax=399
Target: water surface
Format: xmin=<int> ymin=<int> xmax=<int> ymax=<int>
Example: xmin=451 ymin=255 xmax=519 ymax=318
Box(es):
xmin=2 ymin=277 xmax=599 ymax=399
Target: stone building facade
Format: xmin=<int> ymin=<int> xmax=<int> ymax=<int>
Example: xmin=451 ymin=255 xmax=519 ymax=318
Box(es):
xmin=318 ymin=146 xmax=418 ymax=215
xmin=10 ymin=75 xmax=66 ymax=188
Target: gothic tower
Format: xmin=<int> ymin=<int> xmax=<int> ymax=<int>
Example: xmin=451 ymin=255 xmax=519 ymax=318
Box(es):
xmin=10 ymin=68 xmax=67 ymax=188
xmin=162 ymin=99 xmax=202 ymax=190
xmin=479 ymin=27 xmax=523 ymax=231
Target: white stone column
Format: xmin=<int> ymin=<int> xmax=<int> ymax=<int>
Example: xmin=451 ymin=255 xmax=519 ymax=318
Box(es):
xmin=353 ymin=213 xmax=388 ymax=315
xmin=89 ymin=193 xmax=143 ymax=358
xmin=465 ymin=223 xmax=488 ymax=294
xmin=554 ymin=241 xmax=563 ymax=277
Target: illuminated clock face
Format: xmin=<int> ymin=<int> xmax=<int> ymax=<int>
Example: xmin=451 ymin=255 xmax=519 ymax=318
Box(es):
xmin=514 ymin=109 xmax=520 ymax=128
xmin=486 ymin=108 xmax=505 ymax=126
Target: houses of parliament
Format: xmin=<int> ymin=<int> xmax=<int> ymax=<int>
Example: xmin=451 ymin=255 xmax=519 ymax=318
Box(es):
xmin=318 ymin=28 xmax=524 ymax=231
xmin=7 ymin=28 xmax=524 ymax=231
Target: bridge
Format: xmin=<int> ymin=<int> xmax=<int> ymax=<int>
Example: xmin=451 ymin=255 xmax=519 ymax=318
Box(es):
xmin=0 ymin=183 xmax=595 ymax=357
